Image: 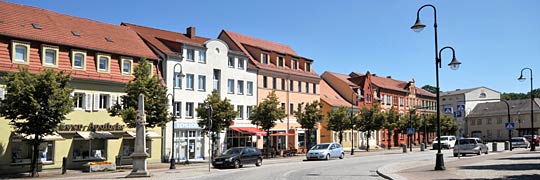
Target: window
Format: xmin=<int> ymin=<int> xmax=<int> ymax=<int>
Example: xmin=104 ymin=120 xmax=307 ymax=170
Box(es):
xmin=387 ymin=96 xmax=392 ymax=105
xmin=42 ymin=46 xmax=59 ymax=67
xmin=198 ymin=75 xmax=206 ymax=91
xmin=237 ymin=80 xmax=244 ymax=94
xmin=298 ymin=81 xmax=302 ymax=92
xmin=382 ymin=95 xmax=386 ymax=104
xmin=305 ymin=82 xmax=309 ymax=93
xmin=96 ymin=54 xmax=110 ymax=73
xmin=186 ymin=102 xmax=194 ymax=118
xmin=479 ymin=93 xmax=487 ymax=98
xmin=186 ymin=49 xmax=194 ymax=61
xmin=289 ymin=103 xmax=294 ymax=115
xmin=399 ymin=97 xmax=404 ymax=106
xmin=263 ymin=76 xmax=268 ymax=88
xmin=281 ymin=79 xmax=286 ymax=90
xmin=487 ymin=118 xmax=492 ymax=125
xmin=497 ymin=117 xmax=503 ymax=124
xmin=238 ymin=58 xmax=244 ymax=69
xmin=99 ymin=94 xmax=109 ymax=109
xmin=174 ymin=102 xmax=181 ymax=117
xmin=121 ymin=58 xmax=133 ymax=75
xmin=477 ymin=119 xmax=482 ymax=125
xmin=12 ymin=41 xmax=30 ymax=64
xmin=278 ymin=56 xmax=284 ymax=67
xmin=292 ymin=59 xmax=298 ymax=70
xmin=237 ymin=105 xmax=244 ymax=119
xmin=306 ymin=63 xmax=311 ymax=72
xmin=290 ymin=80 xmax=294 ymax=91
xmin=272 ymin=77 xmax=277 ymax=89
xmin=186 ymin=74 xmax=194 ymax=90
xmin=312 ymin=83 xmax=317 ymax=94
xmin=228 ymin=79 xmax=235 ymax=94
xmin=173 ymin=72 xmax=182 ymax=89
xmin=262 ymin=53 xmax=269 ymax=64
xmin=247 ymin=106 xmax=253 ymax=119
xmin=247 ymin=81 xmax=253 ymax=96
xmin=228 ymin=56 xmax=235 ymax=68
xmin=198 ymin=50 xmax=206 ymax=63
xmin=73 ymin=93 xmax=85 ymax=109
xmin=281 ymin=103 xmax=286 ymax=109
xmin=11 ymin=141 xmax=55 ymax=164
xmin=72 ymin=50 xmax=86 ymax=70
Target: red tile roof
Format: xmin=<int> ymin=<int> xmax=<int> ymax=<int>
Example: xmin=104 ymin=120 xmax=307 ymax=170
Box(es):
xmin=220 ymin=30 xmax=319 ymax=79
xmin=0 ymin=1 xmax=157 ymax=59
xmin=325 ymin=71 xmax=358 ymax=87
xmin=320 ymin=80 xmax=355 ymax=107
xmin=353 ymin=72 xmax=435 ymax=98
xmin=122 ymin=23 xmax=210 ymax=56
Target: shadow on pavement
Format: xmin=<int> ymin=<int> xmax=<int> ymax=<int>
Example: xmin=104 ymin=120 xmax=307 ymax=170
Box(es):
xmin=446 ymin=174 xmax=540 ymax=180
xmin=497 ymin=156 xmax=540 ymax=161
xmin=460 ymin=163 xmax=540 ymax=171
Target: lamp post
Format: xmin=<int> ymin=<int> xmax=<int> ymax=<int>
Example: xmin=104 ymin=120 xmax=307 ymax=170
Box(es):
xmin=170 ymin=63 xmax=184 ymax=169
xmin=351 ymin=88 xmax=362 ymax=155
xmin=500 ymin=100 xmax=512 ymax=151
xmin=411 ymin=4 xmax=462 ymax=170
xmin=518 ymin=67 xmax=535 ymax=151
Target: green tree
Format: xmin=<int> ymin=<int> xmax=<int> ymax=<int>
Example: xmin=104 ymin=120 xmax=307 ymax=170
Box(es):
xmin=295 ymin=100 xmax=323 ymax=149
xmin=441 ymin=114 xmax=458 ymax=135
xmin=356 ymin=103 xmax=384 ymax=151
xmin=195 ymin=90 xmax=237 ymax=157
xmin=326 ymin=106 xmax=351 ymax=145
xmin=382 ymin=107 xmax=400 ymax=149
xmin=0 ymin=67 xmax=73 ymax=177
xmin=421 ymin=85 xmax=438 ymax=94
xmin=250 ymin=91 xmax=287 ymax=154
xmin=109 ymin=59 xmax=169 ymax=128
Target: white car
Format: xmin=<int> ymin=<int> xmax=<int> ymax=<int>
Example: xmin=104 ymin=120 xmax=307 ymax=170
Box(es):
xmin=306 ymin=143 xmax=344 ymax=160
xmin=433 ymin=136 xmax=457 ymax=149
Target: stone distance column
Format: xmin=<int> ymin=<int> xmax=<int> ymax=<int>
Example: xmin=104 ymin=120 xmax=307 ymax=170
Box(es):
xmin=126 ymin=94 xmax=150 ymax=177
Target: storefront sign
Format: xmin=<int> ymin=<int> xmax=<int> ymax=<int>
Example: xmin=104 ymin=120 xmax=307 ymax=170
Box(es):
xmin=174 ymin=122 xmax=201 ymax=129
xmin=58 ymin=123 xmax=125 ymax=132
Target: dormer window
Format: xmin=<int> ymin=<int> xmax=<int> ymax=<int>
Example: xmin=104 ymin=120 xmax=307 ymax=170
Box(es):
xmin=262 ymin=53 xmax=269 ymax=64
xmin=42 ymin=46 xmax=59 ymax=67
xmin=238 ymin=58 xmax=244 ymax=69
xmin=121 ymin=57 xmax=133 ymax=75
xmin=12 ymin=41 xmax=30 ymax=64
xmin=278 ymin=56 xmax=284 ymax=67
xmin=71 ymin=50 xmax=86 ymax=70
xmin=292 ymin=59 xmax=298 ymax=70
xmin=306 ymin=62 xmax=311 ymax=72
xmin=96 ymin=54 xmax=110 ymax=73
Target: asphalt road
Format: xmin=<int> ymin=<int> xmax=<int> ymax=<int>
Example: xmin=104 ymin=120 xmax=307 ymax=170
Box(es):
xmin=187 ymin=150 xmax=453 ymax=180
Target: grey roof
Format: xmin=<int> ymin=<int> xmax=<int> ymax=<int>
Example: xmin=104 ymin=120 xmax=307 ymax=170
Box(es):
xmin=441 ymin=86 xmax=500 ymax=96
xmin=467 ymin=98 xmax=540 ymax=117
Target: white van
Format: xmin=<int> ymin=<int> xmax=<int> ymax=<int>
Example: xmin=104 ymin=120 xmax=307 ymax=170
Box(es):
xmin=433 ymin=136 xmax=457 ymax=149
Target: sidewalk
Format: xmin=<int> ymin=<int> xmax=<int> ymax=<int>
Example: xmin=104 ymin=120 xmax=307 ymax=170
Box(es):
xmin=378 ymin=148 xmax=540 ymax=180
xmin=4 ymin=147 xmax=414 ymax=179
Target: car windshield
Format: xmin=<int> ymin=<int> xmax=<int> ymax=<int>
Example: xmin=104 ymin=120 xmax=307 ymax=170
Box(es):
xmin=512 ymin=138 xmax=525 ymax=142
xmin=311 ymin=144 xmax=330 ymax=150
xmin=458 ymin=139 xmax=476 ymax=144
xmin=222 ymin=148 xmax=243 ymax=155
xmin=435 ymin=137 xmax=449 ymax=141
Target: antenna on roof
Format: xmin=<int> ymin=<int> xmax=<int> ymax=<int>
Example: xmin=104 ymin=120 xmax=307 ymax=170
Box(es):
xmin=32 ymin=23 xmax=42 ymax=29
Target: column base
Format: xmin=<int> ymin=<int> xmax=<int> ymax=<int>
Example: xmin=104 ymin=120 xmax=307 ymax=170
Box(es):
xmin=434 ymin=153 xmax=445 ymax=171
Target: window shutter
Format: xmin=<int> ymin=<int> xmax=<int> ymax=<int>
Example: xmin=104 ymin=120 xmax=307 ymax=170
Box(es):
xmin=93 ymin=93 xmax=100 ymax=111
xmin=110 ymin=94 xmax=116 ymax=109
xmin=118 ymin=95 xmax=124 ymax=108
xmin=85 ymin=93 xmax=92 ymax=111
xmin=0 ymin=88 xmax=5 ymax=100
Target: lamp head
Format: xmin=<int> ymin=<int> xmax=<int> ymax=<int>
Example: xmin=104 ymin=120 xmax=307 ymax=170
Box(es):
xmin=178 ymin=72 xmax=186 ymax=79
xmin=518 ymin=74 xmax=526 ymax=82
xmin=448 ymin=57 xmax=461 ymax=70
xmin=411 ymin=18 xmax=426 ymax=32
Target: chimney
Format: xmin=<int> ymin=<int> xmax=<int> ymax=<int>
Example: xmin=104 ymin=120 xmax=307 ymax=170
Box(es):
xmin=386 ymin=76 xmax=392 ymax=78
xmin=186 ymin=26 xmax=196 ymax=38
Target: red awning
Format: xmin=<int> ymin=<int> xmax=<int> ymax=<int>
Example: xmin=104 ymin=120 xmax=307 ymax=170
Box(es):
xmin=270 ymin=132 xmax=295 ymax=136
xmin=230 ymin=127 xmax=267 ymax=136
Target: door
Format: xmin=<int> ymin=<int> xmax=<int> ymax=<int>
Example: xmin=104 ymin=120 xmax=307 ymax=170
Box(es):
xmin=189 ymin=139 xmax=196 ymax=159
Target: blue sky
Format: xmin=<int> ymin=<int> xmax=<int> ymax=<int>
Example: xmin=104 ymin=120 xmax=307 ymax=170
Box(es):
xmin=8 ymin=0 xmax=540 ymax=93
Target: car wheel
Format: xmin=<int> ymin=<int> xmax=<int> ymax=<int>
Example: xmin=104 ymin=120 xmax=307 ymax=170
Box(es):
xmin=485 ymin=149 xmax=489 ymax=154
xmin=339 ymin=153 xmax=344 ymax=159
xmin=233 ymin=160 xmax=240 ymax=169
xmin=477 ymin=149 xmax=481 ymax=155
xmin=255 ymin=158 xmax=262 ymax=167
xmin=325 ymin=154 xmax=330 ymax=161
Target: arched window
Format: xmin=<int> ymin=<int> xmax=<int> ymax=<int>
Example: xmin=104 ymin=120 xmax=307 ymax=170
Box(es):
xmin=479 ymin=93 xmax=487 ymax=98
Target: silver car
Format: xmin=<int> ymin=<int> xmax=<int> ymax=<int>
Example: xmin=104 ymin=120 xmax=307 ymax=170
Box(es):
xmin=512 ymin=137 xmax=530 ymax=148
xmin=306 ymin=143 xmax=344 ymax=160
xmin=453 ymin=138 xmax=489 ymax=157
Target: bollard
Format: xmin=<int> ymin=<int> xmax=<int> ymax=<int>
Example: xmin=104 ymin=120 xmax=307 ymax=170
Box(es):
xmin=492 ymin=142 xmax=498 ymax=152
xmin=402 ymin=144 xmax=407 ymax=153
xmin=61 ymin=157 xmax=67 ymax=175
xmin=420 ymin=143 xmax=425 ymax=151
xmin=504 ymin=141 xmax=510 ymax=150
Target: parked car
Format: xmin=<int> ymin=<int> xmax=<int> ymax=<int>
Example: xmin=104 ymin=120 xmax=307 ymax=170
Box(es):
xmin=306 ymin=143 xmax=344 ymax=160
xmin=512 ymin=137 xmax=531 ymax=148
xmin=432 ymin=136 xmax=457 ymax=149
xmin=523 ymin=135 xmax=539 ymax=146
xmin=212 ymin=147 xmax=262 ymax=168
xmin=453 ymin=138 xmax=489 ymax=157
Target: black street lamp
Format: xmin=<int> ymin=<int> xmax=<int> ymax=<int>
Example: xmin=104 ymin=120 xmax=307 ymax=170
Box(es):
xmin=351 ymin=88 xmax=362 ymax=155
xmin=518 ymin=67 xmax=535 ymax=151
xmin=499 ymin=100 xmax=513 ymax=151
xmin=411 ymin=4 xmax=462 ymax=171
xmin=170 ymin=63 xmax=184 ymax=169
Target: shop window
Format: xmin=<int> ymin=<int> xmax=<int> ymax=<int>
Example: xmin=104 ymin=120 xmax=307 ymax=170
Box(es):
xmin=121 ymin=139 xmax=152 ymax=158
xmin=72 ymin=139 xmax=107 ymax=161
xmin=11 ymin=141 xmax=54 ymax=164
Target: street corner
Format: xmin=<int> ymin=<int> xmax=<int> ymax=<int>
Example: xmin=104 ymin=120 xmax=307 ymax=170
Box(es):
xmin=377 ymin=161 xmax=430 ymax=180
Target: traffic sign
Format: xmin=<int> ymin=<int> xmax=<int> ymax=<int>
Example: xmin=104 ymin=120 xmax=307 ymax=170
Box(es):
xmin=444 ymin=107 xmax=453 ymax=114
xmin=407 ymin=128 xmax=415 ymax=135
xmin=505 ymin=122 xmax=515 ymax=130
xmin=457 ymin=104 xmax=465 ymax=111
xmin=454 ymin=111 xmax=462 ymax=118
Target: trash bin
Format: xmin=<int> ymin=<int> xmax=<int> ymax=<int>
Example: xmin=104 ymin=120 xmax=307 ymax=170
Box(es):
xmin=492 ymin=142 xmax=498 ymax=152
xmin=402 ymin=144 xmax=407 ymax=153
xmin=505 ymin=141 xmax=510 ymax=150
xmin=420 ymin=143 xmax=425 ymax=151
